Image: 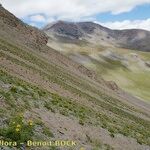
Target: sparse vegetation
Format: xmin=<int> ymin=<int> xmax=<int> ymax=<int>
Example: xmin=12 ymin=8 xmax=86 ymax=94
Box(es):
xmin=42 ymin=126 xmax=54 ymax=137
xmin=0 ymin=10 xmax=150 ymax=150
xmin=0 ymin=69 xmax=150 ymax=146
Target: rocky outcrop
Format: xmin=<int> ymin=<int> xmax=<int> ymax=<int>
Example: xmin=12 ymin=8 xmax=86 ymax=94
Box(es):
xmin=0 ymin=6 xmax=48 ymax=49
xmin=77 ymin=65 xmax=96 ymax=79
xmin=44 ymin=21 xmax=83 ymax=39
xmin=145 ymin=61 xmax=150 ymax=68
xmin=106 ymin=81 xmax=119 ymax=91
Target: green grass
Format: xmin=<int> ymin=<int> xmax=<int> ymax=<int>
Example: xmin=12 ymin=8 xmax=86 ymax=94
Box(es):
xmin=85 ymin=52 xmax=150 ymax=102
xmin=62 ymin=44 xmax=150 ymax=102
xmin=42 ymin=127 xmax=54 ymax=137
xmin=101 ymin=68 xmax=150 ymax=102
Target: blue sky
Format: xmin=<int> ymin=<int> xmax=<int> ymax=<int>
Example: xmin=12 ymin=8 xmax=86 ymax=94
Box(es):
xmin=1 ymin=0 xmax=150 ymax=30
xmin=96 ymin=4 xmax=150 ymax=22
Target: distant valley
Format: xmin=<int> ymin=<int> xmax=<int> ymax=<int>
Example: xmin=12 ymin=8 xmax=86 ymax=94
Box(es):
xmin=43 ymin=21 xmax=150 ymax=102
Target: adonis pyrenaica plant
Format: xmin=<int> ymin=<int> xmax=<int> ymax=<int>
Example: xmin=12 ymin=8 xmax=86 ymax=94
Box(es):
xmin=0 ymin=114 xmax=34 ymax=145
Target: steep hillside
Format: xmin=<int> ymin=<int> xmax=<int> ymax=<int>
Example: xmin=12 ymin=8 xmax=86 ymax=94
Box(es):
xmin=44 ymin=21 xmax=150 ymax=102
xmin=0 ymin=6 xmax=150 ymax=150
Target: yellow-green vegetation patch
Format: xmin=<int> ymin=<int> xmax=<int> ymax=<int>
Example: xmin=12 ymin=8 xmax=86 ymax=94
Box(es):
xmin=1 ymin=69 xmax=150 ymax=145
xmin=0 ymin=115 xmax=34 ymax=146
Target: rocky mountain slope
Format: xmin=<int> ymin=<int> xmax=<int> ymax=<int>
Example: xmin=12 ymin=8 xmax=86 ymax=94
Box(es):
xmin=44 ymin=21 xmax=150 ymax=102
xmin=0 ymin=6 xmax=150 ymax=150
xmin=44 ymin=21 xmax=150 ymax=52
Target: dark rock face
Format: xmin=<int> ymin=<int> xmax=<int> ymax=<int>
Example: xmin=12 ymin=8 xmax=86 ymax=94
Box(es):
xmin=44 ymin=21 xmax=150 ymax=52
xmin=0 ymin=6 xmax=48 ymax=49
xmin=78 ymin=22 xmax=112 ymax=34
xmin=78 ymin=22 xmax=96 ymax=34
xmin=106 ymin=81 xmax=119 ymax=91
xmin=113 ymin=29 xmax=150 ymax=52
xmin=45 ymin=21 xmax=83 ymax=39
xmin=145 ymin=62 xmax=150 ymax=67
xmin=77 ymin=65 xmax=96 ymax=79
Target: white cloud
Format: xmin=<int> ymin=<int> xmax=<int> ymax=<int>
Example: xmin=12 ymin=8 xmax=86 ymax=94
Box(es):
xmin=30 ymin=15 xmax=46 ymax=22
xmin=99 ymin=19 xmax=150 ymax=31
xmin=1 ymin=0 xmax=150 ymax=30
xmin=1 ymin=0 xmax=150 ymax=19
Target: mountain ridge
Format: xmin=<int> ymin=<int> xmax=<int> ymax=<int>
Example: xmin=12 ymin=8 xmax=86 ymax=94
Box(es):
xmin=44 ymin=20 xmax=150 ymax=52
